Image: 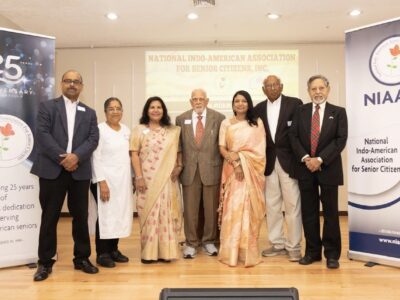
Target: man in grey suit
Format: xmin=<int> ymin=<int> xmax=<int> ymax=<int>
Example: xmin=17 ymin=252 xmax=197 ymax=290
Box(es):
xmin=31 ymin=70 xmax=99 ymax=281
xmin=254 ymin=75 xmax=303 ymax=262
xmin=176 ymin=89 xmax=225 ymax=258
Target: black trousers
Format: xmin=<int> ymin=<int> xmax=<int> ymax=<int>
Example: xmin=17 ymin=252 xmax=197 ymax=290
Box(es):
xmin=298 ymin=175 xmax=341 ymax=260
xmin=90 ymin=183 xmax=119 ymax=256
xmin=38 ymin=170 xmax=91 ymax=266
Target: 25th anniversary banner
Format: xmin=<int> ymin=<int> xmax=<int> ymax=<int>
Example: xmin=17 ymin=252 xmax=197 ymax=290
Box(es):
xmin=0 ymin=27 xmax=54 ymax=268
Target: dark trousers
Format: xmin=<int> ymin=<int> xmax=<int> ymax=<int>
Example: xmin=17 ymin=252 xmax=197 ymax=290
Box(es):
xmin=298 ymin=175 xmax=341 ymax=260
xmin=38 ymin=170 xmax=91 ymax=266
xmin=90 ymin=183 xmax=119 ymax=256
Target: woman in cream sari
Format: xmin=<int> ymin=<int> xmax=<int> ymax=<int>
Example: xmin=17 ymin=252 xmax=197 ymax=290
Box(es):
xmin=218 ymin=90 xmax=266 ymax=267
xmin=131 ymin=96 xmax=182 ymax=263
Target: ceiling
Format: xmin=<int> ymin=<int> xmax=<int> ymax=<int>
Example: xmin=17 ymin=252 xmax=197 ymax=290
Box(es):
xmin=0 ymin=0 xmax=399 ymax=48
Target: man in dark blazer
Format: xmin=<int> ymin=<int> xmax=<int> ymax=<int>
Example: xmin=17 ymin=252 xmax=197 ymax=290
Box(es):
xmin=31 ymin=70 xmax=99 ymax=281
xmin=289 ymin=74 xmax=348 ymax=269
xmin=176 ymin=89 xmax=225 ymax=258
xmin=254 ymin=75 xmax=303 ymax=262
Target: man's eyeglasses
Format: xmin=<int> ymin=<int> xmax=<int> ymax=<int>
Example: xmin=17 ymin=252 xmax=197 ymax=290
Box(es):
xmin=106 ymin=107 xmax=123 ymax=112
xmin=264 ymin=83 xmax=281 ymax=90
xmin=191 ymin=97 xmax=206 ymax=102
xmin=62 ymin=79 xmax=82 ymax=85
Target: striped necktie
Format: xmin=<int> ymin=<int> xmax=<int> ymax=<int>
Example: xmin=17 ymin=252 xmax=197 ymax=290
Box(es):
xmin=310 ymin=104 xmax=320 ymax=157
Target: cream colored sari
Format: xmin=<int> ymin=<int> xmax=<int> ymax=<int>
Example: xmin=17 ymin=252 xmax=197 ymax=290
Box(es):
xmin=130 ymin=125 xmax=182 ymax=261
xmin=218 ymin=118 xmax=266 ymax=267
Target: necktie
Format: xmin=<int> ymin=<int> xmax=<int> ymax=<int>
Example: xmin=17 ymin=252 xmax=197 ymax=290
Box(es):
xmin=195 ymin=115 xmax=204 ymax=146
xmin=310 ymin=104 xmax=320 ymax=157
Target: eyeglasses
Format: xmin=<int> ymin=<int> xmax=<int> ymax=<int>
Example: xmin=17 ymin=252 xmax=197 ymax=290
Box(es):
xmin=264 ymin=83 xmax=281 ymax=90
xmin=191 ymin=97 xmax=206 ymax=102
xmin=106 ymin=107 xmax=123 ymax=112
xmin=62 ymin=79 xmax=82 ymax=85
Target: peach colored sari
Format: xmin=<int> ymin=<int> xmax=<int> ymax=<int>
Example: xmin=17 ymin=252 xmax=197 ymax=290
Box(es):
xmin=130 ymin=125 xmax=182 ymax=261
xmin=218 ymin=118 xmax=266 ymax=267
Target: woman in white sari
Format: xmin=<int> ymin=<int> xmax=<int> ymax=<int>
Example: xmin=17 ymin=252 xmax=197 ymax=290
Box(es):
xmin=131 ymin=96 xmax=183 ymax=264
xmin=91 ymin=97 xmax=133 ymax=268
xmin=218 ymin=90 xmax=266 ymax=267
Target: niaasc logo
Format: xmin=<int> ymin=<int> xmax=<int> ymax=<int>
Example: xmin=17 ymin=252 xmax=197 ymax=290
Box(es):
xmin=0 ymin=115 xmax=33 ymax=168
xmin=369 ymin=35 xmax=400 ymax=86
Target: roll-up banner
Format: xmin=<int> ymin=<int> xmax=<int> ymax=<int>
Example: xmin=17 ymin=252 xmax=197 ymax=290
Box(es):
xmin=345 ymin=18 xmax=400 ymax=267
xmin=0 ymin=27 xmax=55 ymax=268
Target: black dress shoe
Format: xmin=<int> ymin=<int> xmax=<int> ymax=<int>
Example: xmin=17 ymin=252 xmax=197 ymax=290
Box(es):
xmin=157 ymin=258 xmax=171 ymax=263
xmin=74 ymin=259 xmax=99 ymax=274
xmin=33 ymin=265 xmax=52 ymax=282
xmin=327 ymin=258 xmax=340 ymax=269
xmin=110 ymin=250 xmax=129 ymax=263
xmin=141 ymin=259 xmax=156 ymax=264
xmin=299 ymin=255 xmax=322 ymax=265
xmin=96 ymin=254 xmax=116 ymax=268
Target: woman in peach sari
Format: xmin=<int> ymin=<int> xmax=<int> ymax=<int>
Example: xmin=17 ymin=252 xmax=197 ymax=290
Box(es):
xmin=130 ymin=96 xmax=183 ymax=264
xmin=218 ymin=90 xmax=266 ymax=267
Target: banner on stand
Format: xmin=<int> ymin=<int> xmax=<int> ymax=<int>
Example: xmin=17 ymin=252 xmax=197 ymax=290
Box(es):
xmin=0 ymin=27 xmax=55 ymax=268
xmin=345 ymin=18 xmax=400 ymax=267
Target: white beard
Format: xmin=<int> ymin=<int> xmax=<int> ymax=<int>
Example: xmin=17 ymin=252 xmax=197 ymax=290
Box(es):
xmin=312 ymin=96 xmax=327 ymax=105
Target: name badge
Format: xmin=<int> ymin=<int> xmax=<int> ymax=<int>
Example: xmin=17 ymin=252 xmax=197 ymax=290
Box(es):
xmin=77 ymin=106 xmax=86 ymax=112
xmin=184 ymin=119 xmax=192 ymax=125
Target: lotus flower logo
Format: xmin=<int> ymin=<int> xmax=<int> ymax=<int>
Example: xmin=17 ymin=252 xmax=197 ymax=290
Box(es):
xmin=0 ymin=115 xmax=33 ymax=168
xmin=388 ymin=44 xmax=400 ymax=69
xmin=369 ymin=36 xmax=400 ymax=86
xmin=0 ymin=123 xmax=15 ymax=159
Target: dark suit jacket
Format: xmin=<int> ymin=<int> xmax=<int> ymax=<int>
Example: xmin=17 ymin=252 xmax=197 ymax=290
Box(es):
xmin=176 ymin=108 xmax=225 ymax=186
xmin=289 ymin=102 xmax=348 ymax=186
xmin=31 ymin=96 xmax=99 ymax=180
xmin=254 ymin=95 xmax=303 ymax=177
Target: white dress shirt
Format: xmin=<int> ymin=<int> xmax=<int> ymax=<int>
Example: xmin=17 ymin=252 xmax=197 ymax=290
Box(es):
xmin=301 ymin=101 xmax=326 ymax=162
xmin=192 ymin=108 xmax=207 ymax=136
xmin=266 ymin=95 xmax=282 ymax=143
xmin=63 ymin=95 xmax=78 ymax=153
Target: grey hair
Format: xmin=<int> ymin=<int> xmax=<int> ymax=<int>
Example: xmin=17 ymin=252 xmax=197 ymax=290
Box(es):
xmin=263 ymin=75 xmax=282 ymax=86
xmin=307 ymin=75 xmax=329 ymax=89
xmin=191 ymin=88 xmax=208 ymax=99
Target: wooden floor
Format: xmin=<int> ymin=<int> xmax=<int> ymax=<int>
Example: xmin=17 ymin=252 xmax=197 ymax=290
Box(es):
xmin=0 ymin=216 xmax=399 ymax=300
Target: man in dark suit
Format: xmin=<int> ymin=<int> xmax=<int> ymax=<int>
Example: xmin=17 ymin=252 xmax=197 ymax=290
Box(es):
xmin=176 ymin=89 xmax=225 ymax=258
xmin=289 ymin=74 xmax=348 ymax=269
xmin=31 ymin=70 xmax=99 ymax=281
xmin=254 ymin=75 xmax=303 ymax=262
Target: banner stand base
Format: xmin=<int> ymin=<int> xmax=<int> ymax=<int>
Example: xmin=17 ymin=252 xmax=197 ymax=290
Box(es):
xmin=348 ymin=251 xmax=400 ymax=268
xmin=27 ymin=263 xmax=37 ymax=269
xmin=364 ymin=261 xmax=379 ymax=267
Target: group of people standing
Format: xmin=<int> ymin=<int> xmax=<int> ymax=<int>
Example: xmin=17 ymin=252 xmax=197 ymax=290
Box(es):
xmin=31 ymin=69 xmax=347 ymax=282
